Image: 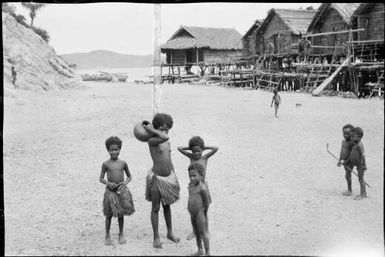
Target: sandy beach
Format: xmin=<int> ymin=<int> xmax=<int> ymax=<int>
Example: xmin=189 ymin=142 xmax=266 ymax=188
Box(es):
xmin=3 ymin=82 xmax=384 ymax=256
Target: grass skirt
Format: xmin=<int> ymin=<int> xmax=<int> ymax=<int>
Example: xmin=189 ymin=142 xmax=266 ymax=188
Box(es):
xmin=103 ymin=185 xmax=135 ymax=217
xmin=145 ymin=170 xmax=180 ymax=205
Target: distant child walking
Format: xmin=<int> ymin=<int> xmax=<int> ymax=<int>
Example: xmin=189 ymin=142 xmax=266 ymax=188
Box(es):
xmin=343 ymin=127 xmax=368 ymax=200
xmin=271 ymin=88 xmax=281 ymax=118
xmin=99 ymin=136 xmax=135 ymax=245
xmin=187 ymin=163 xmax=210 ymax=256
xmin=337 ymin=124 xmax=355 ymax=196
xmin=143 ymin=113 xmax=180 ymax=249
xmin=178 ymin=136 xmax=218 ymax=240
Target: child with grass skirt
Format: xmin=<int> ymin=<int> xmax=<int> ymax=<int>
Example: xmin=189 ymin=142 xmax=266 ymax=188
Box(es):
xmin=99 ymin=136 xmax=135 ymax=245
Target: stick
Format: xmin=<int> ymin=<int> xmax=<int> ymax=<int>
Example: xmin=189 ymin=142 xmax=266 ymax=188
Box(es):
xmin=326 ymin=143 xmax=371 ymax=188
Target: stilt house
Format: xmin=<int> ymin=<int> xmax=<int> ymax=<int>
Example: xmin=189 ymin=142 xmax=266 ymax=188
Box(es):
xmin=160 ymin=26 xmax=242 ymax=65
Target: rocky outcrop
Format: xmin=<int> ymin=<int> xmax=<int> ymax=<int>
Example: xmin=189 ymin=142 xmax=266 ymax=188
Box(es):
xmin=2 ymin=12 xmax=82 ymax=92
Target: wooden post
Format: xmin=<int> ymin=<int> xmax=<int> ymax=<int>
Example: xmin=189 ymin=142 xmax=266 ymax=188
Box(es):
xmin=152 ymin=4 xmax=162 ymax=115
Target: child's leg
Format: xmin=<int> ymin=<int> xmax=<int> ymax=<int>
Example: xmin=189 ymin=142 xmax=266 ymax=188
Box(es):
xmin=344 ymin=166 xmax=352 ymax=194
xmin=190 ymin=215 xmax=203 ymax=255
xmin=274 ymin=104 xmax=278 ymax=118
xmin=196 ymin=211 xmax=209 ymax=255
xmin=118 ymin=216 xmax=127 ymax=244
xmin=356 ymin=167 xmax=367 ymax=198
xmin=162 ymin=203 xmax=180 ymax=243
xmin=105 ymin=216 xmax=113 ymax=245
xmin=150 ymin=183 xmax=162 ymax=248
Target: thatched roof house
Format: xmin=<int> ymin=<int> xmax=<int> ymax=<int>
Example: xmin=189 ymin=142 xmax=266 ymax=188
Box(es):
xmin=351 ymin=3 xmax=384 ymax=41
xmin=253 ymin=8 xmax=316 ymax=57
xmin=241 ymin=19 xmax=262 ymax=58
xmin=161 ymin=26 xmax=242 ymax=65
xmin=306 ymin=3 xmax=361 ymax=55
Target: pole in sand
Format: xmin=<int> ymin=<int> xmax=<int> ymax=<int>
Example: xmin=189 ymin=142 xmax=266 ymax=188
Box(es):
xmin=152 ymin=3 xmax=162 ymax=116
xmin=326 ymin=143 xmax=371 ymax=188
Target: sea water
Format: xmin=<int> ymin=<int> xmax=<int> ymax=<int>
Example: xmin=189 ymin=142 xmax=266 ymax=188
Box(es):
xmin=76 ymin=67 xmax=152 ymax=82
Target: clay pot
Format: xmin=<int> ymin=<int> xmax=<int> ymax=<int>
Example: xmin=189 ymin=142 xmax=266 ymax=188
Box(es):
xmin=133 ymin=120 xmax=152 ymax=142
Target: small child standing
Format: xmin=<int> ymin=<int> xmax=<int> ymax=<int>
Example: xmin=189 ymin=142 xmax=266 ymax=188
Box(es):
xmin=343 ymin=127 xmax=367 ymax=200
xmin=188 ymin=163 xmax=210 ymax=256
xmin=99 ymin=136 xmax=135 ymax=245
xmin=271 ymin=88 xmax=281 ymax=118
xmin=178 ymin=136 xmax=218 ymax=240
xmin=337 ymin=124 xmax=355 ymax=196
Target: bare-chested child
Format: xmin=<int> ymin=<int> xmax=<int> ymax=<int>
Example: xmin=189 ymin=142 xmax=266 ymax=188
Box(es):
xmin=337 ymin=124 xmax=355 ymax=196
xmin=99 ymin=136 xmax=135 ymax=246
xmin=343 ymin=127 xmax=367 ymax=200
xmin=271 ymin=88 xmax=281 ymax=118
xmin=178 ymin=136 xmax=218 ymax=240
xmin=188 ymin=163 xmax=210 ymax=256
xmin=143 ymin=113 xmax=180 ymax=248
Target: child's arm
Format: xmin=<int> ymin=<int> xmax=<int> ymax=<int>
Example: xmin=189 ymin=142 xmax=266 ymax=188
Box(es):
xmin=120 ymin=161 xmax=132 ymax=187
xmin=200 ymin=186 xmax=210 ymax=216
xmin=337 ymin=141 xmax=344 ymax=167
xmin=177 ymin=146 xmax=193 ymax=158
xmin=144 ymin=123 xmax=169 ymax=145
xmin=358 ymin=143 xmax=367 ymax=170
xmin=202 ymin=146 xmax=218 ymax=159
xmin=271 ymin=97 xmax=274 ymax=107
xmin=99 ymin=163 xmax=117 ymax=190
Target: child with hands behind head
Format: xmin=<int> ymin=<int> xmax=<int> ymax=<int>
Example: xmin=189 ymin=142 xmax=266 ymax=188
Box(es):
xmin=178 ymin=136 xmax=218 ymax=240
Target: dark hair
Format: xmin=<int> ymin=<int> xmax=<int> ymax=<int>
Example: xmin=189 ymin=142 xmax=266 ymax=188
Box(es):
xmin=188 ymin=136 xmax=205 ymax=149
xmin=152 ymin=113 xmax=173 ymax=129
xmin=273 ymin=88 xmax=278 ymax=94
xmin=351 ymin=127 xmax=364 ymax=138
xmin=188 ymin=162 xmax=204 ymax=177
xmin=105 ymin=136 xmax=122 ymax=150
xmin=342 ymin=124 xmax=354 ymax=131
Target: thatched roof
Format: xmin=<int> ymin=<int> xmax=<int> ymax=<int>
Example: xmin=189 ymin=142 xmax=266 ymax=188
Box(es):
xmin=307 ymin=3 xmax=361 ymax=32
xmin=352 ymin=2 xmax=383 ymax=17
xmin=257 ymin=8 xmax=316 ymax=36
xmin=242 ymin=19 xmax=262 ymax=40
xmin=161 ymin=26 xmax=242 ymax=51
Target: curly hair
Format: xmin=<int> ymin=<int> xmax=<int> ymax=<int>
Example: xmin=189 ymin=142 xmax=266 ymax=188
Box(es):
xmin=152 ymin=113 xmax=173 ymax=129
xmin=351 ymin=127 xmax=364 ymax=138
xmin=188 ymin=162 xmax=204 ymax=177
xmin=342 ymin=124 xmax=354 ymax=131
xmin=105 ymin=136 xmax=122 ymax=150
xmin=188 ymin=136 xmax=205 ymax=149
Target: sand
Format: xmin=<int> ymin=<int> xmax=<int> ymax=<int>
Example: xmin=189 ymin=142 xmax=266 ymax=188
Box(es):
xmin=3 ymin=82 xmax=384 ymax=256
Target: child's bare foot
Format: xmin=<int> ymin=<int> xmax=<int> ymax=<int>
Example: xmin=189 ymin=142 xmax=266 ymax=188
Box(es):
xmin=191 ymin=249 xmax=204 ymax=256
xmin=118 ymin=235 xmax=127 ymax=244
xmin=354 ymin=194 xmax=366 ymax=200
xmin=186 ymin=232 xmax=195 ymax=240
xmin=167 ymin=232 xmax=180 ymax=243
xmin=153 ymin=238 xmax=162 ymax=248
xmin=105 ymin=237 xmax=113 ymax=246
xmin=342 ymin=190 xmax=352 ymax=196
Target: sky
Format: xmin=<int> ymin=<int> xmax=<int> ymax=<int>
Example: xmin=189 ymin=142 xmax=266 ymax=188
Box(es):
xmin=12 ymin=2 xmax=321 ymax=56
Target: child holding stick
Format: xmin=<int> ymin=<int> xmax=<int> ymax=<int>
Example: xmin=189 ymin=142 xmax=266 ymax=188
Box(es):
xmin=337 ymin=124 xmax=355 ymax=196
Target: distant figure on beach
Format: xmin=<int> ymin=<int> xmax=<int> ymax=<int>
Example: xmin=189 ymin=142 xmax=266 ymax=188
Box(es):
xmin=337 ymin=124 xmax=355 ymax=196
xmin=178 ymin=136 xmax=218 ymax=240
xmin=187 ymin=163 xmax=210 ymax=256
xmin=11 ymin=66 xmax=17 ymax=88
xmin=143 ymin=113 xmax=180 ymax=248
xmin=99 ymin=136 xmax=135 ymax=246
xmin=342 ymin=127 xmax=367 ymax=200
xmin=271 ymin=89 xmax=281 ymax=118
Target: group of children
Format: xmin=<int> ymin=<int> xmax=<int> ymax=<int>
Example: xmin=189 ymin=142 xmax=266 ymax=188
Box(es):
xmin=98 ymin=111 xmax=369 ymax=255
xmin=99 ymin=113 xmax=217 ymax=255
xmin=337 ymin=124 xmax=367 ymax=200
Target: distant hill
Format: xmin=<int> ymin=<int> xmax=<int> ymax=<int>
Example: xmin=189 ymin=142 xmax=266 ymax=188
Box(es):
xmin=61 ymin=50 xmax=156 ymax=69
